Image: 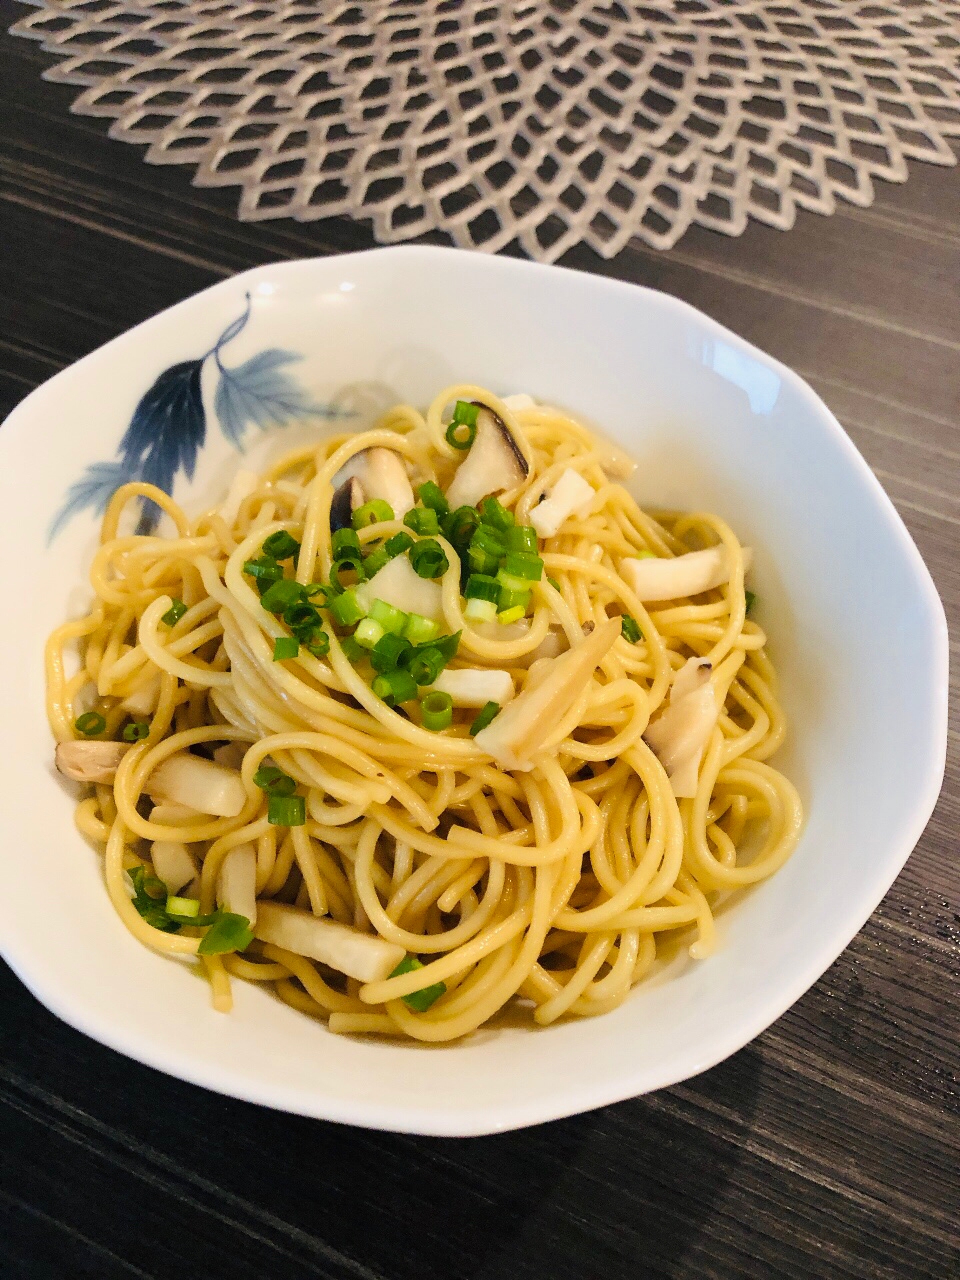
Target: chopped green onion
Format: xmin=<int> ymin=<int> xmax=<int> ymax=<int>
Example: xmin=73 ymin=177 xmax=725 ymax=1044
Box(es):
xmin=361 ymin=548 xmax=389 ymax=579
xmin=328 ymin=588 xmax=365 ymax=627
xmin=369 ymin=598 xmax=408 ymax=635
xmin=442 ymin=505 xmax=480 ymax=549
xmin=340 ymin=634 xmax=367 ymax=664
xmin=467 ymin=544 xmax=500 ymax=576
xmin=329 ymin=558 xmax=364 ymax=591
xmin=197 ymin=912 xmax=254 ymax=956
xmin=452 ymin=400 xmax=480 ymax=427
xmin=253 ymin=765 xmax=296 ymax=796
xmin=385 ymin=531 xmax=415 ymax=558
xmin=496 ymin=569 xmax=529 ymax=594
xmin=464 ymin=597 xmax=497 ymax=624
xmin=352 ymin=500 xmax=394 ymax=528
xmin=421 ymin=690 xmax=453 ymax=731
xmin=166 ymin=895 xmax=199 ymax=918
xmin=745 ymin=589 xmax=756 ymax=615
xmin=469 ymin=701 xmax=501 ymax=736
xmin=267 ymin=793 xmax=306 ymax=826
xmin=464 ymin=573 xmax=500 ymax=603
xmin=307 ymin=632 xmax=330 ymax=658
xmin=371 ymin=632 xmax=412 ymax=673
xmin=403 ymin=507 xmax=440 ymax=536
xmin=372 ymin=668 xmax=418 ymax=706
xmin=260 ymin=578 xmax=304 ymax=614
xmin=409 ymin=538 xmax=449 ymax=579
xmin=504 ymin=525 xmax=538 ymax=553
xmin=429 ymin=631 xmax=461 ymax=664
xmin=284 ymin=602 xmax=321 ymax=633
xmin=546 ymin=576 xmax=561 ymax=592
xmin=332 ymin=527 xmax=362 ymax=560
xmin=355 ymin=618 xmax=385 ymax=650
xmin=122 ymin=721 xmax=150 ymax=742
xmin=634 ymin=549 xmax=656 ymax=560
xmin=407 ymin=646 xmax=446 ymax=687
xmin=497 ymin=587 xmax=531 ymax=614
xmin=303 ymin=582 xmax=329 ymax=601
xmin=74 ymin=711 xmax=106 ymax=737
xmin=262 ymin=530 xmax=301 ymax=561
xmin=161 ymin=598 xmax=188 ymax=627
xmin=403 ymin=613 xmax=440 ymax=645
xmin=497 ymin=605 xmax=527 ymax=625
xmin=471 ymin=525 xmax=506 ymax=560
xmin=445 ymin=419 xmax=476 ymax=450
xmin=502 ymin=551 xmax=544 ymax=581
xmin=620 ymin=614 xmax=643 ymax=643
xmin=417 ymin=481 xmax=449 ymax=517
xmin=243 ymin=557 xmax=283 ymax=582
xmin=128 ymin=866 xmax=180 ymax=932
xmin=478 ymin=496 xmax=515 ymax=531
xmin=390 ymin=954 xmax=447 ymax=1011
xmin=273 ymin=636 xmax=299 ymax=661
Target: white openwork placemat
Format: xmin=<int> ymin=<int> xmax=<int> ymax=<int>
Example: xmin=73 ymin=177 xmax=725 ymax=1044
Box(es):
xmin=12 ymin=1 xmax=960 ymax=260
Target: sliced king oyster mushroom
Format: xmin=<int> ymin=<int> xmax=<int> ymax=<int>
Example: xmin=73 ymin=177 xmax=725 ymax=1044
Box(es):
xmin=331 ymin=448 xmax=414 ymax=528
xmin=445 ymin=404 xmax=528 ymax=510
xmin=329 ymin=475 xmax=365 ymax=531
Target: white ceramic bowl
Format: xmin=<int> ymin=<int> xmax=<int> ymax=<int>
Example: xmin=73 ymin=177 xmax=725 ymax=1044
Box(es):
xmin=0 ymin=247 xmax=947 ymax=1136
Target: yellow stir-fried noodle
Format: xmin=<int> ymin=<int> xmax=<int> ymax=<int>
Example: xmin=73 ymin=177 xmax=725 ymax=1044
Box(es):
xmin=46 ymin=386 xmax=803 ymax=1041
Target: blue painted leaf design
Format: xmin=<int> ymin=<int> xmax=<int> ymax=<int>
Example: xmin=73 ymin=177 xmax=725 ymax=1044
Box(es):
xmin=48 ymin=460 xmax=133 ymax=542
xmin=214 ymin=348 xmax=321 ymax=448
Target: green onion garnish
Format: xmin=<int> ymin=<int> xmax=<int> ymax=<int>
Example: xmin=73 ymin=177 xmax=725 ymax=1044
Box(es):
xmin=417 ymin=481 xmax=449 ymax=517
xmin=355 ymin=617 xmax=385 ymax=650
xmin=370 ymin=632 xmax=412 ymax=674
xmin=329 ymin=558 xmax=364 ymax=591
xmin=362 ymin=549 xmax=389 ymax=579
xmin=745 ymin=589 xmax=756 ymax=615
xmin=128 ymin=866 xmax=180 ymax=932
xmin=267 ymin=793 xmax=306 ymax=826
xmin=407 ymin=646 xmax=446 ymax=687
xmin=328 ymin=588 xmax=365 ymax=627
xmin=331 ymin=527 xmax=362 ymax=560
xmin=471 ymin=525 xmax=506 ymax=560
xmin=369 ymin=598 xmax=408 ymax=635
xmin=390 ymin=955 xmax=446 ymax=1011
xmin=166 ymin=894 xmax=199 ymax=918
xmin=372 ymin=668 xmax=418 ymax=706
xmin=122 ymin=721 xmax=150 ymax=742
xmin=403 ymin=613 xmax=440 ymax=645
xmin=307 ymin=632 xmax=330 ymax=658
xmin=504 ymin=525 xmax=538 ymax=553
xmin=161 ymin=598 xmax=188 ymax=627
xmin=243 ymin=557 xmax=283 ymax=582
xmin=259 ymin=578 xmax=304 ymax=614
xmin=303 ymin=582 xmax=329 ymax=601
xmin=497 ymin=587 xmax=531 ymax=613
xmin=409 ymin=538 xmax=449 ymax=579
xmin=497 ymin=605 xmax=526 ymax=625
xmin=478 ymin=496 xmax=514 ymax=531
xmin=620 ymin=614 xmax=642 ymax=643
xmin=197 ymin=912 xmax=254 ymax=956
xmin=74 ymin=711 xmax=106 ymax=737
xmin=429 ymin=630 xmax=461 ymax=663
xmin=464 ymin=573 xmax=500 ymax=603
xmin=273 ymin=636 xmax=299 ymax=661
xmin=284 ymin=601 xmax=321 ymax=631
xmin=262 ymin=530 xmax=301 ymax=561
xmin=445 ymin=419 xmax=476 ymax=450
xmin=502 ymin=551 xmax=543 ymax=581
xmin=340 ymin=634 xmax=367 ymax=664
xmin=403 ymin=507 xmax=440 ymax=536
xmin=464 ymin=597 xmax=497 ymax=624
xmin=546 ymin=576 xmax=561 ymax=592
xmin=469 ymin=701 xmax=501 ymax=736
xmin=420 ymin=690 xmax=453 ymax=731
xmin=253 ymin=765 xmax=297 ymax=796
xmin=453 ymin=400 xmax=480 ymax=427
xmin=352 ymin=499 xmax=394 ymax=529
xmin=441 ymin=505 xmax=480 ymax=550
xmin=384 ymin=531 xmax=415 ymax=558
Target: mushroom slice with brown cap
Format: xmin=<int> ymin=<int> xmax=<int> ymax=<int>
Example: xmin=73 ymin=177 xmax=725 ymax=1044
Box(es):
xmin=55 ymin=742 xmax=246 ymax=817
xmin=643 ymin=657 xmax=719 ymax=798
xmin=332 ymin=447 xmax=415 ymax=522
xmin=329 ymin=476 xmax=365 ymax=532
xmin=445 ymin=405 xmax=528 ymax=510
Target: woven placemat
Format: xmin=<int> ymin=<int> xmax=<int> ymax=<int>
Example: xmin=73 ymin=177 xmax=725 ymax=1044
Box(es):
xmin=12 ymin=0 xmax=960 ymax=260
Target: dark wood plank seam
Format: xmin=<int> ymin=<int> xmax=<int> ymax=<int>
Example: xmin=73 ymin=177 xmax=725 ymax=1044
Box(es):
xmin=0 ymin=1074 xmax=381 ymax=1280
xmin=0 ymin=1186 xmax=155 ymax=1279
xmin=798 ymin=368 xmax=960 ymax=444
xmin=833 ymin=202 xmax=960 ymax=251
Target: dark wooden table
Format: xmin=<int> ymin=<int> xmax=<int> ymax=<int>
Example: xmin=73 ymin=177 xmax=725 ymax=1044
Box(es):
xmin=2 ymin=9 xmax=958 ymax=1278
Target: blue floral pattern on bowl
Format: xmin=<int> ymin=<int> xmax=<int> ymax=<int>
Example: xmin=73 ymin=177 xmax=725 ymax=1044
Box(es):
xmin=49 ymin=293 xmax=349 ymax=540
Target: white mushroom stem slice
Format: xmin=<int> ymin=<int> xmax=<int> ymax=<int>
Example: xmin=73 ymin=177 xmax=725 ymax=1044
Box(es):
xmin=120 ymin=675 xmax=161 ymax=717
xmin=501 ymin=393 xmax=536 ymax=410
xmin=429 ymin=668 xmax=515 ymax=708
xmin=643 ymin=658 xmax=719 ymax=798
xmin=212 ymin=742 xmax=247 ymax=771
xmin=356 ymin=552 xmax=443 ymax=623
xmin=621 ymin=545 xmax=753 ymax=603
xmin=147 ymin=755 xmax=246 ymax=818
xmin=529 ymin=468 xmax=595 ymax=539
xmin=149 ymin=801 xmax=204 ymax=825
xmin=150 ymin=841 xmax=198 ymax=896
xmin=474 ymin=618 xmax=621 ymax=771
xmin=56 ymin=740 xmax=129 ymax=783
xmin=217 ymin=843 xmax=258 ymax=925
xmin=444 ymin=405 xmax=528 ymax=509
xmin=254 ymin=902 xmax=405 ymax=983
xmin=333 ymin=447 xmax=415 ymax=520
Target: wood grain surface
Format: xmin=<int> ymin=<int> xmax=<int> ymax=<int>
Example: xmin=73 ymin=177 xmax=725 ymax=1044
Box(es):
xmin=1 ymin=8 xmax=958 ymax=1277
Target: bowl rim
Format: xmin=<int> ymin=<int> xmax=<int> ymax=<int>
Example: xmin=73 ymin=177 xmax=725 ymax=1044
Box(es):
xmin=0 ymin=245 xmax=949 ymax=1136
